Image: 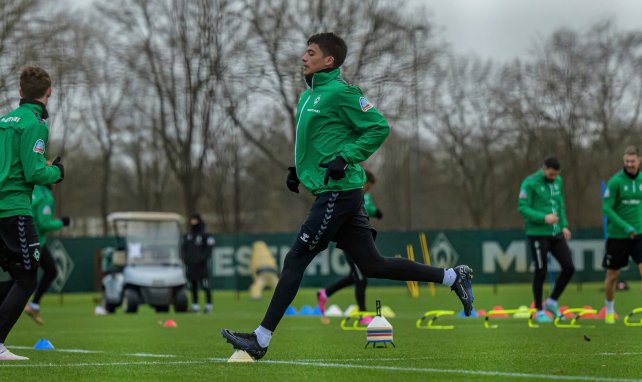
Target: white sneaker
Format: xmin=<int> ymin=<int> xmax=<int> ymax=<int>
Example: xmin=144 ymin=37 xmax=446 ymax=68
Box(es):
xmin=0 ymin=349 xmax=29 ymax=361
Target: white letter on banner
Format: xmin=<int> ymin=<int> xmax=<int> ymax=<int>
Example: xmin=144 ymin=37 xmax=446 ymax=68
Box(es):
xmin=236 ymin=246 xmax=252 ymax=276
xmin=330 ymin=248 xmax=350 ymax=275
xmin=213 ymin=246 xmax=234 ymax=276
xmin=482 ymin=241 xmax=527 ymax=273
xmin=306 ymin=249 xmax=329 ymax=276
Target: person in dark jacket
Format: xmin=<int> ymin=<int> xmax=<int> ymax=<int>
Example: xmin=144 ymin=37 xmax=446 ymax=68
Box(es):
xmin=181 ymin=214 xmax=215 ymax=313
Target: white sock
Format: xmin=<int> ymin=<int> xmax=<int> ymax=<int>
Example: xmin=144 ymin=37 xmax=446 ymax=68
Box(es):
xmin=442 ymin=268 xmax=456 ymax=287
xmin=605 ymin=299 xmax=615 ymax=314
xmin=254 ymin=325 xmax=272 ymax=348
xmin=544 ymin=297 xmax=557 ymax=307
xmin=30 ymin=302 xmax=40 ymax=311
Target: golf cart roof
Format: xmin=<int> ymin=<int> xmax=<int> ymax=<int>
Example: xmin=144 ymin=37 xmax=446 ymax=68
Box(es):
xmin=107 ymin=212 xmax=183 ymax=223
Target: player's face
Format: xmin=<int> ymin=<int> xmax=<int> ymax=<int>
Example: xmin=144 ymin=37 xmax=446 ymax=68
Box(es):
xmin=302 ymin=43 xmax=334 ymax=76
xmin=623 ymin=154 xmax=640 ymax=174
xmin=542 ymin=167 xmax=560 ymax=182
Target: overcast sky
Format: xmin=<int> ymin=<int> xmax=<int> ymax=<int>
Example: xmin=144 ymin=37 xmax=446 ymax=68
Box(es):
xmin=417 ymin=0 xmax=642 ymax=62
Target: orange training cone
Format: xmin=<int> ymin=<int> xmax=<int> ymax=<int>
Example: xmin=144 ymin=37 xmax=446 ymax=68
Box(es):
xmin=163 ymin=319 xmax=177 ymax=328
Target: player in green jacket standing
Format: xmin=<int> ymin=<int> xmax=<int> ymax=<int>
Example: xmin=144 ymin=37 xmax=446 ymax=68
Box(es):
xmin=23 ymin=184 xmax=70 ymax=325
xmin=0 ymin=66 xmax=64 ymax=360
xmin=222 ymin=33 xmax=474 ymax=360
xmin=518 ymin=157 xmax=575 ymax=323
xmin=602 ymin=146 xmax=642 ymax=324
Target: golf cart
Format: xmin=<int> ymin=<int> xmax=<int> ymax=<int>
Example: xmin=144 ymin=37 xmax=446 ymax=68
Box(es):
xmin=101 ymin=212 xmax=189 ymax=313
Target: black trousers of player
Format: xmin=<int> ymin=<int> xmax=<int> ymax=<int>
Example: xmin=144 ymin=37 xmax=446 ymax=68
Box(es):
xmin=325 ymin=256 xmax=367 ymax=311
xmin=261 ymin=189 xmax=444 ymax=332
xmin=189 ymin=277 xmax=211 ymax=305
xmin=32 ymin=245 xmax=57 ymax=305
xmin=0 ymin=216 xmax=40 ymax=343
xmin=528 ymin=235 xmax=575 ymax=310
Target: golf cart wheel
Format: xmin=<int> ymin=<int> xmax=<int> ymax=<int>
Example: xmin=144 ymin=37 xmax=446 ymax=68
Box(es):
xmin=173 ymin=289 xmax=188 ymax=312
xmin=123 ymin=288 xmax=140 ymax=313
xmin=105 ymin=303 xmax=118 ymax=313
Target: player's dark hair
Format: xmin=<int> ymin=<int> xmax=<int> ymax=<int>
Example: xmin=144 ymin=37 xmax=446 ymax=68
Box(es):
xmin=20 ymin=66 xmax=51 ymax=99
xmin=365 ymin=169 xmax=376 ymax=184
xmin=307 ymin=33 xmax=347 ymax=68
xmin=543 ymin=156 xmax=561 ymax=170
xmin=624 ymin=146 xmax=639 ymax=156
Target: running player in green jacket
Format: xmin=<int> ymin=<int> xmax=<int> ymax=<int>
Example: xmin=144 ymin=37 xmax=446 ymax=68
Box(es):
xmin=222 ymin=32 xmax=474 ymax=360
xmin=518 ymin=156 xmax=575 ymax=323
xmin=0 ymin=66 xmax=64 ymax=361
xmin=602 ymin=146 xmax=642 ymax=324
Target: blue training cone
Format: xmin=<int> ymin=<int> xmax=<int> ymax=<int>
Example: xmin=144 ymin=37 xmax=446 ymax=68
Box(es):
xmin=458 ymin=308 xmax=478 ymax=318
xmin=299 ymin=305 xmax=314 ymax=315
xmin=311 ymin=305 xmax=322 ymax=316
xmin=284 ymin=306 xmax=298 ymax=316
xmin=34 ymin=339 xmax=54 ymax=350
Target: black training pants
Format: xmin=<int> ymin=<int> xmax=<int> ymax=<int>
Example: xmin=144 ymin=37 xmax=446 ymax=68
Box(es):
xmin=528 ymin=235 xmax=575 ymax=310
xmin=260 ymin=189 xmax=444 ymax=331
xmin=0 ymin=216 xmax=41 ymax=343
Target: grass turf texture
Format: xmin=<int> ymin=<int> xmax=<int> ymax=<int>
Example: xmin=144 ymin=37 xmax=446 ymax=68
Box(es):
xmin=2 ymin=283 xmax=642 ymax=381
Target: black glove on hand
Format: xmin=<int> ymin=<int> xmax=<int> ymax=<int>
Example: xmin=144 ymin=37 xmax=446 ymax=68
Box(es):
xmin=374 ymin=209 xmax=383 ymax=219
xmin=52 ymin=156 xmax=64 ymax=183
xmin=61 ymin=216 xmax=71 ymax=227
xmin=286 ymin=166 xmax=300 ymax=193
xmin=319 ymin=156 xmax=348 ymax=185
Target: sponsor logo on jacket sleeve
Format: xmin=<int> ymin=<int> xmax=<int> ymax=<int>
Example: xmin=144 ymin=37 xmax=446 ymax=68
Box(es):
xmin=33 ymin=139 xmax=45 ymax=154
xmin=359 ymin=96 xmax=373 ymax=112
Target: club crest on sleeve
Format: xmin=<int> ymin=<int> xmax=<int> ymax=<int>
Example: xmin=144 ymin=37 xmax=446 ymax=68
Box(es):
xmin=33 ymin=139 xmax=45 ymax=154
xmin=604 ymin=188 xmax=610 ymax=198
xmin=359 ymin=96 xmax=373 ymax=112
xmin=518 ymin=189 xmax=527 ymax=199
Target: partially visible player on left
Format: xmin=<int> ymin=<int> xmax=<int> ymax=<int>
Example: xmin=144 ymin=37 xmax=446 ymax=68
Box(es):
xmin=0 ymin=66 xmax=64 ymax=360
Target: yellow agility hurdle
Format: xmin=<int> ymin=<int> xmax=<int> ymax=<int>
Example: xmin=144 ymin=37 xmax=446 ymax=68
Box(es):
xmin=340 ymin=311 xmax=378 ymax=331
xmin=624 ymin=308 xmax=642 ymax=327
xmin=484 ymin=308 xmax=538 ymax=329
xmin=416 ymin=310 xmax=455 ymax=330
xmin=554 ymin=308 xmax=597 ymax=329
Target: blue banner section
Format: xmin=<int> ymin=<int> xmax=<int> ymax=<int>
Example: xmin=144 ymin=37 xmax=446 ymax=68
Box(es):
xmin=50 ymin=229 xmax=641 ymax=292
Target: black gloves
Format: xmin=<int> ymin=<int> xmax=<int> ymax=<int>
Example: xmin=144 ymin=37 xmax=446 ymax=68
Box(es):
xmin=286 ymin=166 xmax=300 ymax=193
xmin=319 ymin=156 xmax=348 ymax=185
xmin=52 ymin=156 xmax=64 ymax=183
xmin=61 ymin=216 xmax=71 ymax=227
xmin=374 ymin=209 xmax=383 ymax=219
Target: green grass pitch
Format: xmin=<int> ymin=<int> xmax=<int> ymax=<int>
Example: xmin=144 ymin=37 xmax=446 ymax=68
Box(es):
xmin=2 ymin=283 xmax=642 ymax=381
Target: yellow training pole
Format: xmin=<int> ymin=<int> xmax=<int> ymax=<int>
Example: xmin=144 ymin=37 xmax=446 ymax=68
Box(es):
xmin=419 ymin=232 xmax=436 ymax=297
xmin=406 ymin=244 xmax=419 ymax=298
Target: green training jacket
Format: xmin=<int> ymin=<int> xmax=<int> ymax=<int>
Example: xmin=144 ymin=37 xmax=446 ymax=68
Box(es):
xmin=517 ymin=169 xmax=568 ymax=236
xmin=0 ymin=102 xmax=61 ymax=218
xmin=603 ymin=169 xmax=642 ymax=238
xmin=363 ymin=192 xmax=378 ymax=217
xmin=294 ymin=68 xmax=390 ymax=195
xmin=32 ymin=185 xmax=63 ymax=245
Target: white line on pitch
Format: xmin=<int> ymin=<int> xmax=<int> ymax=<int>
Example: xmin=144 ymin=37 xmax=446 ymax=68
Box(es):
xmin=125 ymin=353 xmax=177 ymax=358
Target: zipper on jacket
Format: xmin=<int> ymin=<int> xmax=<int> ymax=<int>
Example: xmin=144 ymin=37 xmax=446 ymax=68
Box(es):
xmin=294 ymin=94 xmax=312 ymax=164
xmin=549 ymin=183 xmax=559 ymax=235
